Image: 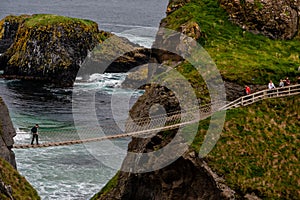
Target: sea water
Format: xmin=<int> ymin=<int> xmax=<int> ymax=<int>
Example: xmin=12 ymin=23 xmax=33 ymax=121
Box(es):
xmin=0 ymin=0 xmax=169 ymax=199
xmin=1 ymin=74 xmax=142 ymax=199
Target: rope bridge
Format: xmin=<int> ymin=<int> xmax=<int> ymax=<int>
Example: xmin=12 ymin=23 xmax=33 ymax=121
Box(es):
xmin=13 ymin=84 xmax=300 ymax=149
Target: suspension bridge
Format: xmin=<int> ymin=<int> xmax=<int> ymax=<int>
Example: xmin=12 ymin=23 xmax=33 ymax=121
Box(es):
xmin=13 ymin=84 xmax=300 ymax=149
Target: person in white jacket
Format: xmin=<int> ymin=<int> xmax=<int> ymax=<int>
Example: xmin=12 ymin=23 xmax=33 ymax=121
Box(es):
xmin=268 ymin=80 xmax=275 ymax=90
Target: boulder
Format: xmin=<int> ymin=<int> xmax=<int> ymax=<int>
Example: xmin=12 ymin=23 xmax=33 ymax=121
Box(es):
xmin=219 ymin=0 xmax=300 ymax=39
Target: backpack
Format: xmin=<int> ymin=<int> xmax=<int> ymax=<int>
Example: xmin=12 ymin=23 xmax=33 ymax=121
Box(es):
xmin=31 ymin=126 xmax=37 ymax=134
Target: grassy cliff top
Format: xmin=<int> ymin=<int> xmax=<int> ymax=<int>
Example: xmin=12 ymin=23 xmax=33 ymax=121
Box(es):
xmin=162 ymin=0 xmax=300 ymax=85
xmin=0 ymin=158 xmax=40 ymax=199
xmin=23 ymin=14 xmax=96 ymax=27
xmin=191 ymin=95 xmax=300 ymax=199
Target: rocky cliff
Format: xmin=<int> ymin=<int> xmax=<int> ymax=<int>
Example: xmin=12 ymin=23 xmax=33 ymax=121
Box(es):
xmin=94 ymin=0 xmax=299 ymax=199
xmin=0 ymin=98 xmax=39 ymax=199
xmin=0 ymin=14 xmax=106 ymax=87
xmin=0 ymin=97 xmax=16 ymax=169
xmin=0 ymin=158 xmax=40 ymax=199
xmin=219 ymin=0 xmax=300 ymax=39
xmin=93 ymin=151 xmax=234 ymax=200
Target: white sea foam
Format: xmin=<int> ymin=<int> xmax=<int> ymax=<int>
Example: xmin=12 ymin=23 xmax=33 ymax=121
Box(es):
xmin=115 ymin=27 xmax=158 ymax=48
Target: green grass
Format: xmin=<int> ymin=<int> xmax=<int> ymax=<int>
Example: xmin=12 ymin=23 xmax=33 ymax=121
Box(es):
xmin=0 ymin=158 xmax=40 ymax=199
xmin=24 ymin=14 xmax=96 ymax=27
xmin=192 ymin=95 xmax=300 ymax=199
xmin=162 ymin=0 xmax=300 ymax=85
xmin=91 ymin=171 xmax=120 ymax=199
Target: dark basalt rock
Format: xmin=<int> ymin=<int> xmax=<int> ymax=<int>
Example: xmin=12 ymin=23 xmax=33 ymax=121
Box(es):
xmin=0 ymin=97 xmax=16 ymax=169
xmin=219 ymin=0 xmax=300 ymax=39
xmin=0 ymin=14 xmax=104 ymax=87
xmin=0 ymin=15 xmax=152 ymax=86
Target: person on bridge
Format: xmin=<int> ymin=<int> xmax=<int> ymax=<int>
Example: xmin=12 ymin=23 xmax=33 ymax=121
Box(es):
xmin=268 ymin=80 xmax=275 ymax=90
xmin=244 ymin=85 xmax=251 ymax=95
xmin=284 ymin=77 xmax=290 ymax=86
xmin=279 ymin=79 xmax=284 ymax=87
xmin=31 ymin=124 xmax=39 ymax=145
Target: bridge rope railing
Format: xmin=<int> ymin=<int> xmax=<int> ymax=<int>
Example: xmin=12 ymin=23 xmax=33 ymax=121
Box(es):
xmin=219 ymin=84 xmax=300 ymax=110
xmin=13 ymin=84 xmax=300 ymax=149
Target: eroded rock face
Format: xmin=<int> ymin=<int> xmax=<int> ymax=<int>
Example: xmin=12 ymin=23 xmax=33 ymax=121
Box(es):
xmin=219 ymin=0 xmax=300 ymax=39
xmin=93 ymin=84 xmax=236 ymax=200
xmin=0 ymin=97 xmax=16 ymax=169
xmin=0 ymin=14 xmax=103 ymax=87
xmin=96 ymin=151 xmax=235 ymax=200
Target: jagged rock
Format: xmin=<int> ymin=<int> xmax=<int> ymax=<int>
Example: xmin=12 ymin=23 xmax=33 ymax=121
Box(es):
xmin=0 ymin=180 xmax=13 ymax=200
xmin=0 ymin=14 xmax=152 ymax=86
xmin=93 ymin=149 xmax=235 ymax=199
xmin=0 ymin=14 xmax=106 ymax=87
xmin=78 ymin=38 xmax=151 ymax=77
xmin=0 ymin=15 xmax=26 ymax=54
xmin=0 ymin=158 xmax=40 ymax=199
xmin=219 ymin=0 xmax=300 ymax=39
xmin=0 ymin=97 xmax=16 ymax=169
xmin=166 ymin=0 xmax=191 ymax=15
xmin=93 ymin=84 xmax=235 ymax=199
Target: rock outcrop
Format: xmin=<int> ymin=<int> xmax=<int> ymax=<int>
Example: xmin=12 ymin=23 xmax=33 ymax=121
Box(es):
xmin=0 ymin=158 xmax=40 ymax=199
xmin=93 ymin=151 xmax=235 ymax=200
xmin=92 ymin=85 xmax=235 ymax=200
xmin=78 ymin=36 xmax=151 ymax=76
xmin=219 ymin=0 xmax=300 ymax=39
xmin=0 ymin=97 xmax=16 ymax=169
xmin=0 ymin=14 xmax=152 ymax=86
xmin=0 ymin=14 xmax=106 ymax=87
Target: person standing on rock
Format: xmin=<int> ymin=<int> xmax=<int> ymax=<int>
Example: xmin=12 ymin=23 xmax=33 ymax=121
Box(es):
xmin=31 ymin=124 xmax=39 ymax=145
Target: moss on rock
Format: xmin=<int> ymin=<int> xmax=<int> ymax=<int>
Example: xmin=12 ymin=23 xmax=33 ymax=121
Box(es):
xmin=0 ymin=158 xmax=40 ymax=199
xmin=0 ymin=14 xmax=110 ymax=86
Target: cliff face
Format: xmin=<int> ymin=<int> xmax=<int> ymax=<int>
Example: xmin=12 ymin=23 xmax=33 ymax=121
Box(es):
xmin=219 ymin=0 xmax=300 ymax=39
xmin=0 ymin=97 xmax=16 ymax=169
xmin=0 ymin=158 xmax=40 ymax=199
xmin=93 ymin=152 xmax=234 ymax=200
xmin=0 ymin=14 xmax=105 ymax=87
xmin=94 ymin=0 xmax=299 ymax=199
xmin=92 ymin=85 xmax=235 ymax=200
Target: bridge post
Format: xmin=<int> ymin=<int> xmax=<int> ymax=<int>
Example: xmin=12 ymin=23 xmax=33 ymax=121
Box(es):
xmin=263 ymin=91 xmax=267 ymax=99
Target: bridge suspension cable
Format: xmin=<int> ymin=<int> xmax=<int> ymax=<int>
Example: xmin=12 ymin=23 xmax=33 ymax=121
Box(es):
xmin=13 ymin=84 xmax=300 ymax=149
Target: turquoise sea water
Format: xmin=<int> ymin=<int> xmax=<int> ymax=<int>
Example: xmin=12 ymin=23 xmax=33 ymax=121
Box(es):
xmin=1 ymin=74 xmax=142 ymax=199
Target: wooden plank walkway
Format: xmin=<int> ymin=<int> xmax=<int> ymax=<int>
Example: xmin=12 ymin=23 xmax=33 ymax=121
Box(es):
xmin=13 ymin=84 xmax=300 ymax=149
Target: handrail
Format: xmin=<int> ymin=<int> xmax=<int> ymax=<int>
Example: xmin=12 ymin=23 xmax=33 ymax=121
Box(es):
xmin=13 ymin=84 xmax=300 ymax=149
xmin=220 ymin=84 xmax=300 ymax=110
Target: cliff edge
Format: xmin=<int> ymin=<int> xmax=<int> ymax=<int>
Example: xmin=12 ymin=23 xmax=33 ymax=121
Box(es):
xmin=93 ymin=0 xmax=300 ymax=199
xmin=0 ymin=14 xmax=106 ymax=87
xmin=0 ymin=97 xmax=16 ymax=169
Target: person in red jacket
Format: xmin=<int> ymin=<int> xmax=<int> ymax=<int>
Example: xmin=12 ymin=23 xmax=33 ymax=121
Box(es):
xmin=244 ymin=85 xmax=251 ymax=95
